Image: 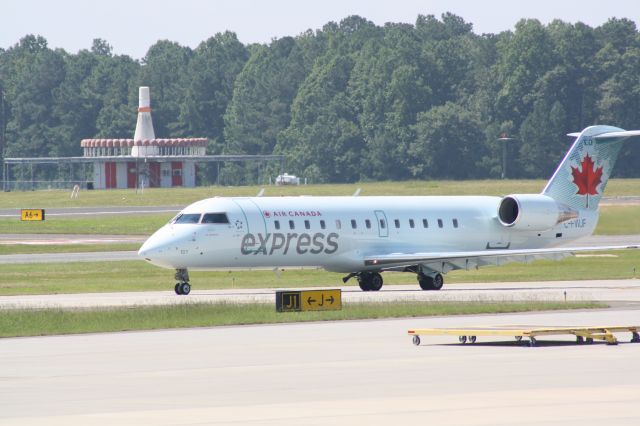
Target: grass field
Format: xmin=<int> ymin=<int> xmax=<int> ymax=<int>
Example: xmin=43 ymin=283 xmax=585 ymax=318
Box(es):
xmin=0 ymin=301 xmax=604 ymax=338
xmin=2 ymin=178 xmax=639 ymax=208
xmin=0 ymin=250 xmax=637 ymax=296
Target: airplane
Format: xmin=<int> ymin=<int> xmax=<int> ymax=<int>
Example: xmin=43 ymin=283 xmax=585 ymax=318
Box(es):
xmin=138 ymin=125 xmax=640 ymax=295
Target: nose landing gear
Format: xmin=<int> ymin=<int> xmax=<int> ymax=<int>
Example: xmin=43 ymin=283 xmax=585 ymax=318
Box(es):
xmin=174 ymin=269 xmax=191 ymax=295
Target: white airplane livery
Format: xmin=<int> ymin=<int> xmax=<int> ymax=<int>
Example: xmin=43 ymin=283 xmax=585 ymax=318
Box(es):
xmin=139 ymin=125 xmax=640 ymax=295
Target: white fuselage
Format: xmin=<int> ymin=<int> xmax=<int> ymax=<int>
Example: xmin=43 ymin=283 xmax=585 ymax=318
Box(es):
xmin=138 ymin=195 xmax=597 ymax=273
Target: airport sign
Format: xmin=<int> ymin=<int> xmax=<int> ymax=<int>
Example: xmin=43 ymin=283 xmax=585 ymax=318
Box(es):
xmin=21 ymin=209 xmax=45 ymax=221
xmin=276 ymin=289 xmax=342 ymax=312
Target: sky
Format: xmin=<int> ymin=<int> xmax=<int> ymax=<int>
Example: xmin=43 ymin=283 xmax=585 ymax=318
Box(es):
xmin=3 ymin=0 xmax=640 ymax=59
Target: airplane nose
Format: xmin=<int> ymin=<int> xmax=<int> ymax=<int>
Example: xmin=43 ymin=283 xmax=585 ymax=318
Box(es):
xmin=138 ymin=229 xmax=177 ymax=267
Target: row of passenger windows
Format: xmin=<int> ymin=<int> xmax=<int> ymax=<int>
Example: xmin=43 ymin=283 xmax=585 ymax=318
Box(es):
xmin=172 ymin=212 xmax=460 ymax=230
xmin=274 ymin=217 xmax=459 ymax=230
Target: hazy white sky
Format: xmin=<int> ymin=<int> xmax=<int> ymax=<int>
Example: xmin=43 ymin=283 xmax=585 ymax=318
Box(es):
xmin=3 ymin=0 xmax=640 ymax=59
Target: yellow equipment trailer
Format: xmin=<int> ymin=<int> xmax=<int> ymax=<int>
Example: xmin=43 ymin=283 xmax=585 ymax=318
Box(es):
xmin=408 ymin=325 xmax=640 ymax=347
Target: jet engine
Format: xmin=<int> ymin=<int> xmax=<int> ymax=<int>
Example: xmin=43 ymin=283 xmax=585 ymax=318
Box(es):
xmin=498 ymin=194 xmax=577 ymax=232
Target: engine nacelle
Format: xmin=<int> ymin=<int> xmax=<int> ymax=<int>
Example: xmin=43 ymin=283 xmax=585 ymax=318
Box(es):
xmin=498 ymin=194 xmax=574 ymax=232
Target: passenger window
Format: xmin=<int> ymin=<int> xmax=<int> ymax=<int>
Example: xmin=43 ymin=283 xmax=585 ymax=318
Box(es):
xmin=289 ymin=220 xmax=295 ymax=230
xmin=380 ymin=219 xmax=386 ymax=229
xmin=394 ymin=219 xmax=400 ymax=228
xmin=174 ymin=213 xmax=201 ymax=224
xmin=422 ymin=219 xmax=428 ymax=228
xmin=201 ymin=213 xmax=229 ymax=224
xmin=274 ymin=220 xmax=280 ymax=230
xmin=409 ymin=219 xmax=415 ymax=228
xmin=335 ymin=220 xmax=342 ymax=230
xmin=365 ymin=219 xmax=371 ymax=229
xmin=320 ymin=220 xmax=326 ymax=230
xmin=438 ymin=219 xmax=443 ymax=228
xmin=453 ymin=219 xmax=459 ymax=228
xmin=304 ymin=220 xmax=310 ymax=230
xmin=351 ymin=219 xmax=357 ymax=229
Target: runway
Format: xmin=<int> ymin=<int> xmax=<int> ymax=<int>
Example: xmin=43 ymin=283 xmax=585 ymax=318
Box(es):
xmin=2 ymin=279 xmax=640 ymax=310
xmin=1 ymin=308 xmax=639 ymax=425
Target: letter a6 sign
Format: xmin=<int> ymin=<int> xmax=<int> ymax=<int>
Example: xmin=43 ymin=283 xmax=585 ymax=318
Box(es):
xmin=21 ymin=209 xmax=45 ymax=221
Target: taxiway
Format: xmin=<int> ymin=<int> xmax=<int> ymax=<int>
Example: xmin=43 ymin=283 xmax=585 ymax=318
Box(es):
xmin=1 ymin=308 xmax=639 ymax=425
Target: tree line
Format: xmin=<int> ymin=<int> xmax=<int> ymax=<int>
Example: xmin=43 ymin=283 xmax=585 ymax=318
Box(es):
xmin=1 ymin=13 xmax=639 ymax=184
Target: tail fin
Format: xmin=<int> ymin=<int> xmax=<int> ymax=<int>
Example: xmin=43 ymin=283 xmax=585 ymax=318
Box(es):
xmin=543 ymin=125 xmax=640 ymax=211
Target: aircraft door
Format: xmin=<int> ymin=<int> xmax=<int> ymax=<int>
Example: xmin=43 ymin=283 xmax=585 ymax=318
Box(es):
xmin=374 ymin=210 xmax=388 ymax=238
xmin=232 ymin=198 xmax=267 ymax=236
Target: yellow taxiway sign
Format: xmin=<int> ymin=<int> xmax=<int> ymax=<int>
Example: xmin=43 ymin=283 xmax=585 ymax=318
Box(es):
xmin=21 ymin=209 xmax=45 ymax=221
xmin=276 ymin=289 xmax=341 ymax=312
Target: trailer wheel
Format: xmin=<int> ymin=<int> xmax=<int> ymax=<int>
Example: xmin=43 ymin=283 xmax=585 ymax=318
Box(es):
xmin=412 ymin=335 xmax=421 ymax=346
xmin=458 ymin=335 xmax=467 ymax=344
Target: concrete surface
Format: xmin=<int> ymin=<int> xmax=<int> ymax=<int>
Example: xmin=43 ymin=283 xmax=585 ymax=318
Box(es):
xmin=1 ymin=308 xmax=639 ymax=425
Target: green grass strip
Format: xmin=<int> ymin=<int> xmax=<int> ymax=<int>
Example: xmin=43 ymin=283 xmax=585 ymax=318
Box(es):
xmin=0 ymin=301 xmax=604 ymax=338
xmin=1 ymin=249 xmax=638 ymax=296
xmin=2 ymin=179 xmax=639 ymax=208
xmin=0 ymin=205 xmax=638 ymax=236
xmin=0 ymin=243 xmax=140 ymax=255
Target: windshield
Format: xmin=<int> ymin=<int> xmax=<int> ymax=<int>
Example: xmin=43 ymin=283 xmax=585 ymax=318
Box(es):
xmin=173 ymin=213 xmax=202 ymax=224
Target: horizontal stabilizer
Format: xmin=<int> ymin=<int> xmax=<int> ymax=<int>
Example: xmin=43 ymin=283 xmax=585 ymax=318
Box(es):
xmin=567 ymin=130 xmax=640 ymax=139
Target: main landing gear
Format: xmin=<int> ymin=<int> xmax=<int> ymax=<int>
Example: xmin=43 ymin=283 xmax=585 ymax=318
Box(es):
xmin=343 ymin=272 xmax=384 ymax=291
xmin=357 ymin=272 xmax=384 ymax=291
xmin=174 ymin=268 xmax=191 ymax=295
xmin=417 ymin=272 xmax=444 ymax=291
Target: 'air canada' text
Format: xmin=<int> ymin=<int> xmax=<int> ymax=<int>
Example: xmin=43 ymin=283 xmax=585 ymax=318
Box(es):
xmin=240 ymin=232 xmax=339 ymax=255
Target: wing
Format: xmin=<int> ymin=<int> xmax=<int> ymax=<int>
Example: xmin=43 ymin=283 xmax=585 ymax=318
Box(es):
xmin=363 ymin=244 xmax=640 ymax=273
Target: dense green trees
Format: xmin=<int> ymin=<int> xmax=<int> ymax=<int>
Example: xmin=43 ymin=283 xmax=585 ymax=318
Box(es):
xmin=1 ymin=14 xmax=640 ymax=183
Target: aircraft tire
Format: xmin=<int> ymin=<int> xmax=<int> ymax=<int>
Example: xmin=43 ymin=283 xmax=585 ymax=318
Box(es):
xmin=432 ymin=273 xmax=444 ymax=290
xmin=179 ymin=282 xmax=191 ymax=295
xmin=370 ymin=273 xmax=383 ymax=291
xmin=175 ymin=283 xmax=182 ymax=295
xmin=418 ymin=274 xmax=433 ymax=290
xmin=358 ymin=274 xmax=371 ymax=291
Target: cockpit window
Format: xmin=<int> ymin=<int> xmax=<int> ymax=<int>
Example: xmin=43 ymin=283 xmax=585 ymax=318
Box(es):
xmin=202 ymin=213 xmax=230 ymax=224
xmin=173 ymin=213 xmax=201 ymax=224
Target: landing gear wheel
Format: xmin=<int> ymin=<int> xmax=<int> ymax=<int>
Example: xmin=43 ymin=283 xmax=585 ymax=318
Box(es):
xmin=418 ymin=274 xmax=433 ymax=290
xmin=631 ymin=332 xmax=640 ymax=343
xmin=370 ymin=273 xmax=383 ymax=291
xmin=432 ymin=273 xmax=444 ymax=290
xmin=358 ymin=274 xmax=372 ymax=291
xmin=179 ymin=282 xmax=191 ymax=295
xmin=576 ymin=336 xmax=584 ymax=344
xmin=515 ymin=336 xmax=523 ymax=343
xmin=586 ymin=337 xmax=594 ymax=345
xmin=417 ymin=273 xmax=444 ymax=290
xmin=357 ymin=272 xmax=383 ymax=291
xmin=412 ymin=335 xmax=421 ymax=346
xmin=528 ymin=337 xmax=537 ymax=347
xmin=459 ymin=335 xmax=467 ymax=344
xmin=468 ymin=336 xmax=477 ymax=344
xmin=174 ymin=283 xmax=181 ymax=295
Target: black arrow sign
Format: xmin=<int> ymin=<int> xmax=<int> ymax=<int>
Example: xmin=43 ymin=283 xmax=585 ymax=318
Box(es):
xmin=327 ymin=296 xmax=334 ymax=304
xmin=307 ymin=297 xmax=316 ymax=305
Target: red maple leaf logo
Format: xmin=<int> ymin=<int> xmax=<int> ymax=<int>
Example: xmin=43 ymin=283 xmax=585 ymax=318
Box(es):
xmin=571 ymin=154 xmax=603 ymax=196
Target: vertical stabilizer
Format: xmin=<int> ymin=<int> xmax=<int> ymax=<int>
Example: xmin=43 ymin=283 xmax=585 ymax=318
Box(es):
xmin=543 ymin=125 xmax=627 ymax=211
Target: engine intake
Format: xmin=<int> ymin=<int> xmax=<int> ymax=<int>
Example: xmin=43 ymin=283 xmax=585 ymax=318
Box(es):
xmin=498 ymin=194 xmax=576 ymax=232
